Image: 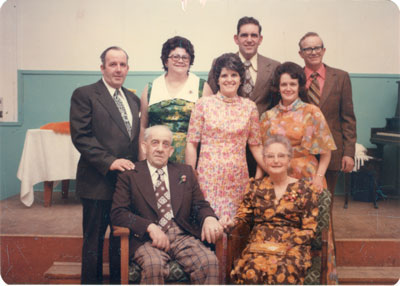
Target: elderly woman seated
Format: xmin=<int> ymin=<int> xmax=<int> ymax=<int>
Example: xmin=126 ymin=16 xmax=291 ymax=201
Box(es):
xmin=220 ymin=134 xmax=320 ymax=285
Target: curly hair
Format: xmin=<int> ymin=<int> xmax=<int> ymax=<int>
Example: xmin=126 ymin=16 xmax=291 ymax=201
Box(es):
xmin=269 ymin=61 xmax=309 ymax=108
xmin=212 ymin=53 xmax=245 ymax=94
xmin=160 ymin=36 xmax=195 ymax=71
xmin=263 ymin=134 xmax=293 ymax=159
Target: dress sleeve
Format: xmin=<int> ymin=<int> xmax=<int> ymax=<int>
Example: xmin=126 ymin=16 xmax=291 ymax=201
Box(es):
xmin=301 ymin=105 xmax=337 ymax=155
xmin=186 ymin=97 xmax=204 ymax=143
xmin=248 ymin=103 xmax=261 ymax=146
xmin=287 ymin=181 xmax=319 ymax=246
xmin=234 ymin=179 xmax=256 ymax=225
xmin=259 ymin=110 xmax=271 ymax=145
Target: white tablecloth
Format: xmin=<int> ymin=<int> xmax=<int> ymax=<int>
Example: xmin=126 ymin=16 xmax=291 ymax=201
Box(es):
xmin=17 ymin=129 xmax=80 ymax=207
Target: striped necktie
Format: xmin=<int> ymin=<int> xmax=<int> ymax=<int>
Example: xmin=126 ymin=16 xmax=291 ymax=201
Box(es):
xmin=113 ymin=89 xmax=132 ymax=138
xmin=242 ymin=60 xmax=254 ymax=98
xmin=308 ymin=72 xmax=321 ymax=106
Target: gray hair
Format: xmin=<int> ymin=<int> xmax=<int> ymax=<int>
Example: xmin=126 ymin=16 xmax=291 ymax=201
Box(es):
xmin=263 ymin=135 xmax=293 ymax=158
xmin=143 ymin=125 xmax=173 ymax=142
xmin=298 ymin=32 xmax=324 ymax=50
xmin=100 ymin=46 xmax=129 ymax=65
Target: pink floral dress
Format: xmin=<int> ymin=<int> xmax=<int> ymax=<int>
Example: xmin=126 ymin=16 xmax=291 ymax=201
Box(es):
xmin=187 ymin=93 xmax=261 ymax=218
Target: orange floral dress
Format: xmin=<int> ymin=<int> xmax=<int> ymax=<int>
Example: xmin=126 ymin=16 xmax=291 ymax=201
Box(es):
xmin=231 ymin=177 xmax=319 ymax=284
xmin=260 ymin=99 xmax=336 ymax=182
xmin=186 ymin=93 xmax=261 ymax=218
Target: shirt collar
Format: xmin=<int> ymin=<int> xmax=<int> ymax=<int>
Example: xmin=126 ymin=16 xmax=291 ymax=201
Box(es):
xmin=304 ymin=64 xmax=326 ymax=80
xmin=238 ymin=52 xmax=258 ymax=72
xmin=102 ymin=77 xmax=123 ymax=97
xmin=146 ymin=161 xmax=168 ymax=177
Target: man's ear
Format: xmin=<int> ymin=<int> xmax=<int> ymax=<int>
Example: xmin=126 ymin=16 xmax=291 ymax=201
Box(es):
xmin=168 ymin=146 xmax=175 ymax=158
xmin=234 ymin=34 xmax=239 ymax=45
xmin=140 ymin=141 xmax=147 ymax=157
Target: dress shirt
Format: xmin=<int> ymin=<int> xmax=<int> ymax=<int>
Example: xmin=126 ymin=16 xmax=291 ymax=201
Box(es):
xmin=102 ymin=78 xmax=133 ymax=126
xmin=305 ymin=65 xmax=326 ymax=93
xmin=238 ymin=52 xmax=258 ymax=84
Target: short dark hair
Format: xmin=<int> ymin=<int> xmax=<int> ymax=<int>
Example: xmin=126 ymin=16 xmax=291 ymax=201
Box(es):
xmin=160 ymin=36 xmax=195 ymax=71
xmin=237 ymin=16 xmax=262 ymax=35
xmin=269 ymin=62 xmax=309 ymax=108
xmin=298 ymin=32 xmax=324 ymax=50
xmin=100 ymin=46 xmax=129 ymax=65
xmin=212 ymin=53 xmax=245 ymax=94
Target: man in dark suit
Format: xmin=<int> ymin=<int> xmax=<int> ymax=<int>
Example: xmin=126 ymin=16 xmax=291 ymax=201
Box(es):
xmin=111 ymin=125 xmax=222 ymax=284
xmin=298 ymin=32 xmax=357 ymax=201
xmin=206 ymin=16 xmax=280 ymax=178
xmin=70 ymin=46 xmax=140 ymax=284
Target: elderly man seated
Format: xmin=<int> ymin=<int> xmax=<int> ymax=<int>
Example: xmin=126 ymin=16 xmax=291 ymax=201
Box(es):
xmin=111 ymin=125 xmax=223 ymax=284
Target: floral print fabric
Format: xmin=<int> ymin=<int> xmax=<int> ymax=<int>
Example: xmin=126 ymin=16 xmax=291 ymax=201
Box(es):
xmin=186 ymin=93 xmax=261 ymax=218
xmin=148 ymin=73 xmax=205 ymax=163
xmin=260 ymin=99 xmax=336 ymax=181
xmin=231 ymin=177 xmax=319 ymax=284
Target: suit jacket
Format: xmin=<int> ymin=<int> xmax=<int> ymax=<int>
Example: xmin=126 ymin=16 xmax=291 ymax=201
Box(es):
xmin=70 ymin=79 xmax=141 ymax=200
xmin=311 ymin=65 xmax=357 ymax=170
xmin=207 ymin=53 xmax=280 ymax=115
xmin=110 ymin=160 xmax=217 ymax=256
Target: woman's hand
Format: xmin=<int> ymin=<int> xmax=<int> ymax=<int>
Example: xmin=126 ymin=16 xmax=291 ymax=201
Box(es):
xmin=219 ymin=215 xmax=234 ymax=232
xmin=312 ymin=174 xmax=324 ymax=192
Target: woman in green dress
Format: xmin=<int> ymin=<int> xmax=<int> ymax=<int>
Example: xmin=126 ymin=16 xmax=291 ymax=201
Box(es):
xmin=139 ymin=36 xmax=212 ymax=162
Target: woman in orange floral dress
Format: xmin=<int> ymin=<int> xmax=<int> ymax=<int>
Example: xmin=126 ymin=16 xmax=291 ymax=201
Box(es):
xmin=221 ymin=135 xmax=320 ymax=284
xmin=258 ymin=62 xmax=336 ymax=192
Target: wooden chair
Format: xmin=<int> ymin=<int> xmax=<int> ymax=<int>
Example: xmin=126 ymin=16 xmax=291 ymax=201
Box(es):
xmin=225 ymin=188 xmax=338 ymax=285
xmin=113 ymin=226 xmax=224 ymax=284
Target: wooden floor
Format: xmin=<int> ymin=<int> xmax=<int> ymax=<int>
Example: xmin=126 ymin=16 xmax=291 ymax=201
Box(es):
xmin=1 ymin=191 xmax=400 ymax=284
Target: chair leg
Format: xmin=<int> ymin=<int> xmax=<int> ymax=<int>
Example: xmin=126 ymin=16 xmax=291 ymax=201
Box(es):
xmin=61 ymin=180 xmax=69 ymax=199
xmin=44 ymin=181 xmax=54 ymax=207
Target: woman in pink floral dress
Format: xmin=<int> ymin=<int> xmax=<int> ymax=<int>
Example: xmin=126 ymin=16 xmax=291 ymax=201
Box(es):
xmin=185 ymin=53 xmax=264 ymax=218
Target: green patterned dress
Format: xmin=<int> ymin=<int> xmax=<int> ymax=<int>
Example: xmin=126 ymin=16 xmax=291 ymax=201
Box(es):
xmin=147 ymin=73 xmax=205 ymax=162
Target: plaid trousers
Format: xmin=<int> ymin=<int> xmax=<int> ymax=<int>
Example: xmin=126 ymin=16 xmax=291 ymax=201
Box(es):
xmin=133 ymin=221 xmax=219 ymax=284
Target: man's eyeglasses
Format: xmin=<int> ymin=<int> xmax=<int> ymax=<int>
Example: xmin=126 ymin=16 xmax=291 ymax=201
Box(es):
xmin=263 ymin=153 xmax=290 ymax=161
xmin=301 ymin=46 xmax=324 ymax=55
xmin=168 ymin=54 xmax=190 ymax=62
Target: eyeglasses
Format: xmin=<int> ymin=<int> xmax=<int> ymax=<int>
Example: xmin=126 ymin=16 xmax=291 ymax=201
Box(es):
xmin=301 ymin=46 xmax=324 ymax=55
xmin=168 ymin=54 xmax=190 ymax=62
xmin=263 ymin=153 xmax=290 ymax=161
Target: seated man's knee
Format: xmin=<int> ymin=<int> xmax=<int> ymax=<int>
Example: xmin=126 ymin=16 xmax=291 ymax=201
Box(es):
xmin=140 ymin=255 xmax=169 ymax=282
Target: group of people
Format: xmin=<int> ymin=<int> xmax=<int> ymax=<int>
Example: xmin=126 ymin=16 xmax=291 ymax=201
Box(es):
xmin=70 ymin=16 xmax=356 ymax=285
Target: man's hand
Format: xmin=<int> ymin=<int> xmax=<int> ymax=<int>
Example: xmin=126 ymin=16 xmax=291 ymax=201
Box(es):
xmin=341 ymin=156 xmax=355 ymax=173
xmin=109 ymin=159 xmax=135 ymax=172
xmin=201 ymin=217 xmax=223 ymax=244
xmin=147 ymin=223 xmax=170 ymax=251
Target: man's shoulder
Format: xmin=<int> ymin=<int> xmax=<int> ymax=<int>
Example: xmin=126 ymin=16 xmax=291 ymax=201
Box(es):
xmin=257 ymin=54 xmax=280 ymax=67
xmin=325 ymin=64 xmax=350 ymax=77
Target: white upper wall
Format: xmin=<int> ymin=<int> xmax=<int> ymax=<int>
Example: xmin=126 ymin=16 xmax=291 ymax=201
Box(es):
xmin=0 ymin=0 xmax=399 ymax=121
xmin=3 ymin=0 xmax=400 ymax=73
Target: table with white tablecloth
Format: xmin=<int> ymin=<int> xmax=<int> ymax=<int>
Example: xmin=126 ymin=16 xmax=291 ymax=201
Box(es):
xmin=17 ymin=129 xmax=80 ymax=207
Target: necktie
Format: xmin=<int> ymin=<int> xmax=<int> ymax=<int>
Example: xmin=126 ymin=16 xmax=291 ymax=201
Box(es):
xmin=154 ymin=169 xmax=173 ymax=231
xmin=113 ymin=89 xmax=132 ymax=138
xmin=308 ymin=72 xmax=321 ymax=106
xmin=242 ymin=60 xmax=255 ymax=98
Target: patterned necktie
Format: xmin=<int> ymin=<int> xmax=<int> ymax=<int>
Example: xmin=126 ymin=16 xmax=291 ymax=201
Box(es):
xmin=154 ymin=169 xmax=173 ymax=231
xmin=113 ymin=89 xmax=132 ymax=138
xmin=242 ymin=60 xmax=255 ymax=98
xmin=308 ymin=72 xmax=321 ymax=106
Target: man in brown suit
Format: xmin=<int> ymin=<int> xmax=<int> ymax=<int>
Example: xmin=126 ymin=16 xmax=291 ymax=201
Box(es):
xmin=70 ymin=46 xmax=140 ymax=284
xmin=111 ymin=125 xmax=222 ymax=284
xmin=206 ymin=16 xmax=280 ymax=177
xmin=298 ymin=32 xmax=357 ymax=200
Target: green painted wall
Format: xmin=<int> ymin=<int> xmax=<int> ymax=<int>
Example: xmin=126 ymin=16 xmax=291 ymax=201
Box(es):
xmin=0 ymin=71 xmax=399 ymax=200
